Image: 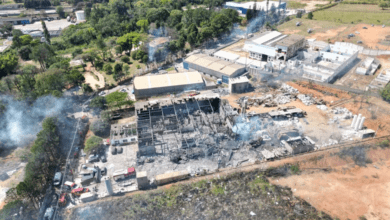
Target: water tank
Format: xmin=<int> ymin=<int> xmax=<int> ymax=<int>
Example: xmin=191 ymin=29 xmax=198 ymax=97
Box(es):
xmin=75 ymin=11 xmax=85 ymax=21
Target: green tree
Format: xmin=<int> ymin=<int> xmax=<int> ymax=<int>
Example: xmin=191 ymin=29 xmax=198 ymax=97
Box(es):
xmin=116 ymin=32 xmax=141 ymax=54
xmin=307 ymin=12 xmax=313 ymax=20
xmin=142 ymin=55 xmax=148 ymax=63
xmin=82 ymin=83 xmax=93 ymax=93
xmin=41 ymin=20 xmax=51 ymax=44
xmin=11 ymin=29 xmax=23 ymax=48
xmin=34 ymin=69 xmax=65 ymax=96
xmin=136 ymin=19 xmax=149 ymax=33
xmin=0 ymin=52 xmax=19 ymax=78
xmin=211 ymin=14 xmax=232 ymax=37
xmin=18 ymin=46 xmax=32 ymax=61
xmin=56 ymin=6 xmax=65 ymax=18
xmin=105 ymin=91 xmax=133 ymax=109
xmin=120 ymin=55 xmax=130 ymax=63
xmin=81 ymin=50 xmax=99 ymax=67
xmin=169 ymin=10 xmax=183 ymax=27
xmin=114 ymin=63 xmax=122 ymax=74
xmin=66 ymin=69 xmax=85 ymax=86
xmin=85 ymin=136 xmax=103 ymax=154
xmin=20 ymin=35 xmax=33 ymax=46
xmin=123 ymin=64 xmax=130 ymax=74
xmin=30 ymin=44 xmax=55 ymax=71
xmin=103 ymin=63 xmax=113 ymax=74
xmin=72 ymin=48 xmax=83 ymax=58
xmin=90 ymin=96 xmax=106 ymax=109
xmin=379 ymin=2 xmax=389 ymax=9
xmin=380 ymin=83 xmax=390 ymax=101
xmin=187 ymin=32 xmax=197 ymax=47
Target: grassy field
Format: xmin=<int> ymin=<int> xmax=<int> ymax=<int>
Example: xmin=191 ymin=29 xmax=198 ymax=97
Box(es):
xmin=287 ymin=1 xmax=307 ymax=9
xmin=278 ymin=18 xmax=348 ymax=37
xmin=312 ymin=4 xmax=390 ymax=25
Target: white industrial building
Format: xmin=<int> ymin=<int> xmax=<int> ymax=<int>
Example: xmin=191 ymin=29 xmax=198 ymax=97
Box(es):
xmin=229 ymin=76 xmax=250 ymax=93
xmin=213 ymin=51 xmax=240 ymax=62
xmin=133 ymin=72 xmax=205 ymax=98
xmin=224 ymin=1 xmax=287 ymax=15
xmin=356 ymin=57 xmax=379 ymax=75
xmin=302 ymin=44 xmax=359 ymax=83
xmin=244 ymin=31 xmax=305 ymax=62
xmin=183 ymin=54 xmax=246 ymax=83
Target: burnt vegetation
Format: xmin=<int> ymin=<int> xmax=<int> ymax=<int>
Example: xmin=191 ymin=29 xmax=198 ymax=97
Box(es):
xmin=67 ymin=169 xmax=332 ymax=220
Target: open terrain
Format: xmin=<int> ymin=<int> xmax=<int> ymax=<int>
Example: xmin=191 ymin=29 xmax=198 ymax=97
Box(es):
xmin=268 ymin=141 xmax=390 ymax=220
xmin=65 ymin=167 xmax=332 ymax=220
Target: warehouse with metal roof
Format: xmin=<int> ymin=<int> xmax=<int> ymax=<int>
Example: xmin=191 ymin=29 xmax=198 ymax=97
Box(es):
xmin=183 ymin=54 xmax=246 ymax=83
xmin=134 ymin=72 xmax=205 ymax=98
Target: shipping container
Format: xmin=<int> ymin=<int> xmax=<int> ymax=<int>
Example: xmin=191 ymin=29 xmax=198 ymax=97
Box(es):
xmin=155 ymin=170 xmax=190 ymax=185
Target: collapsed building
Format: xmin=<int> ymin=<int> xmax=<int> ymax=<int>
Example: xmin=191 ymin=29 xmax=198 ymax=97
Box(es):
xmin=134 ymin=95 xmax=315 ymax=168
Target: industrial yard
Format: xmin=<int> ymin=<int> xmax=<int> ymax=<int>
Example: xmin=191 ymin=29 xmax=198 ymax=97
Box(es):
xmin=3 ymin=0 xmax=390 ymax=219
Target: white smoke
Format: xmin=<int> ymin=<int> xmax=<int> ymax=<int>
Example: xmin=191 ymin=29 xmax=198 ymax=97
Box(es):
xmin=0 ymin=95 xmax=69 ymax=148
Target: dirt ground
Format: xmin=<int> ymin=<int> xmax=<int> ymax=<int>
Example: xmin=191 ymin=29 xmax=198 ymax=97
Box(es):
xmin=84 ymin=64 xmax=105 ymax=90
xmin=294 ymin=0 xmax=329 ymax=11
xmin=268 ymin=145 xmax=390 ymax=220
xmin=309 ymin=26 xmax=348 ymax=41
xmin=221 ymin=39 xmax=248 ymax=58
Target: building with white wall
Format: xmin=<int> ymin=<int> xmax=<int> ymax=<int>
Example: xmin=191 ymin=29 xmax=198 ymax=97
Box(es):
xmin=224 ymin=1 xmax=286 ymax=15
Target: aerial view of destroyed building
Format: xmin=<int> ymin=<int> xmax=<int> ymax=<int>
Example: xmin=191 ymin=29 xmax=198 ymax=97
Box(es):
xmin=2 ymin=0 xmax=390 ymax=219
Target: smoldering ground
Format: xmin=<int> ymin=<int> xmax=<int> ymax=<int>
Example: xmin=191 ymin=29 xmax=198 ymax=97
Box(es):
xmin=0 ymin=95 xmax=77 ymax=148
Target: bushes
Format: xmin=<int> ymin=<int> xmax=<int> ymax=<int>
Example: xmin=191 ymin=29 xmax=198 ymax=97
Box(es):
xmin=380 ymin=83 xmax=390 ymax=101
xmin=85 ymin=135 xmax=103 ymax=154
xmin=120 ymin=55 xmax=130 ymax=63
xmin=103 ymin=63 xmax=113 ymax=74
xmin=72 ymin=48 xmax=83 ymax=58
xmin=18 ymin=46 xmax=32 ymax=61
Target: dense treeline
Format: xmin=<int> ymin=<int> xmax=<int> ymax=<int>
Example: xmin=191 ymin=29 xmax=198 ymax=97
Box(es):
xmin=24 ymin=0 xmax=51 ymax=9
xmin=4 ymin=117 xmax=61 ymax=210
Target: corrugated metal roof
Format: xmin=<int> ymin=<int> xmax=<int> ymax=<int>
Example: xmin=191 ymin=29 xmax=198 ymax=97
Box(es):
xmin=185 ymin=53 xmax=207 ymax=63
xmin=221 ymin=63 xmax=245 ymax=76
xmin=248 ymin=44 xmax=276 ymax=57
xmin=236 ymin=57 xmax=254 ymax=65
xmin=214 ymin=50 xmax=240 ymax=61
xmin=134 ymin=72 xmax=203 ymax=90
xmin=253 ymin=31 xmax=282 ymax=45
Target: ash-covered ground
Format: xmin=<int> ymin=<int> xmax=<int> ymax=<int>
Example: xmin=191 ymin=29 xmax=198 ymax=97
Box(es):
xmin=64 ymin=167 xmax=332 ymax=220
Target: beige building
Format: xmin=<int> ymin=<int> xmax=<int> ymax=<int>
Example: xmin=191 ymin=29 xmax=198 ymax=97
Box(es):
xmin=133 ymin=72 xmax=205 ymax=98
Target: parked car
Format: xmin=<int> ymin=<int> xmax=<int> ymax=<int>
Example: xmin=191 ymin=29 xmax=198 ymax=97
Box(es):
xmin=98 ymin=91 xmax=106 ymax=96
xmin=120 ymin=88 xmax=127 ymax=92
xmin=101 ymin=155 xmax=107 ymax=163
xmin=101 ymin=167 xmax=107 ymax=176
xmin=53 ymin=172 xmax=62 ymax=186
xmin=117 ymin=147 xmax=123 ymax=154
xmin=111 ymin=147 xmax=117 ymax=155
xmin=88 ymin=154 xmax=99 ymax=163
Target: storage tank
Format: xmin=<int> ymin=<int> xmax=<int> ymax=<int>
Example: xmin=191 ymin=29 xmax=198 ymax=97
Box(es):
xmin=75 ymin=11 xmax=85 ymax=21
xmin=351 ymin=115 xmax=357 ymax=128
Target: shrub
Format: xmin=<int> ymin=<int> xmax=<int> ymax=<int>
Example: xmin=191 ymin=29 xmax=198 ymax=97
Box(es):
xmin=142 ymin=55 xmax=148 ymax=63
xmin=18 ymin=46 xmax=32 ymax=60
xmin=120 ymin=55 xmax=130 ymax=63
xmin=380 ymin=83 xmax=390 ymax=101
xmin=290 ymin=164 xmax=300 ymax=174
xmin=307 ymin=12 xmax=313 ymax=20
xmin=95 ymin=60 xmax=104 ymax=70
xmin=72 ymin=48 xmax=83 ymax=58
xmin=90 ymin=96 xmax=106 ymax=109
xmin=114 ymin=63 xmax=122 ymax=74
xmin=84 ymin=136 xmax=103 ymax=154
xmin=103 ymin=63 xmax=113 ymax=74
xmin=131 ymin=51 xmax=137 ymax=60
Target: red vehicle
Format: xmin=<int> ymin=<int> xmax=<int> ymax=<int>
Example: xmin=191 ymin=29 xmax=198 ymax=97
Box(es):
xmin=113 ymin=167 xmax=136 ymax=181
xmin=189 ymin=92 xmax=200 ymax=97
xmin=59 ymin=193 xmax=67 ymax=207
xmin=71 ymin=187 xmax=89 ymax=196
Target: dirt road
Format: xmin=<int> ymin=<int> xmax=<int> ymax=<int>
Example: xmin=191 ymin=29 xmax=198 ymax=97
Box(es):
xmin=84 ymin=64 xmax=105 ymax=90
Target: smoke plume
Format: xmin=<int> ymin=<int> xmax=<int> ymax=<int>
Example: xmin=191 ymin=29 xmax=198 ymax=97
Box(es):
xmin=0 ymin=95 xmax=69 ymax=148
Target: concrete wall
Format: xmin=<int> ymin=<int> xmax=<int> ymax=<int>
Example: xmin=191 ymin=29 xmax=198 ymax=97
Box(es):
xmin=134 ymin=82 xmax=205 ymax=98
xmin=328 ymin=51 xmax=358 ymax=83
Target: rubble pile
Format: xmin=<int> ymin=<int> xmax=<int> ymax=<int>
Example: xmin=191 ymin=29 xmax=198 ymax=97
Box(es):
xmin=297 ymin=94 xmax=314 ymax=106
xmin=212 ymin=88 xmax=230 ymax=96
xmin=316 ymin=105 xmax=328 ymax=111
xmin=274 ymin=93 xmax=295 ymax=105
xmin=331 ymin=107 xmax=352 ymax=120
xmin=279 ymin=83 xmax=299 ymax=94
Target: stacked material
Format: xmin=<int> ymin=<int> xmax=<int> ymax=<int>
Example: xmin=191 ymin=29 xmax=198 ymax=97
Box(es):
xmin=279 ymin=83 xmax=299 ymax=94
xmin=297 ymin=94 xmax=314 ymax=106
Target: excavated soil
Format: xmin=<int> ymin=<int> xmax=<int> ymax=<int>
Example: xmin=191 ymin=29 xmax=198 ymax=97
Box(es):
xmin=269 ymin=145 xmax=390 ymax=220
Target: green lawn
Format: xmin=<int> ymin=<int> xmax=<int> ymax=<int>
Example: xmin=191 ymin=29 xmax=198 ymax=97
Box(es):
xmin=287 ymin=1 xmax=307 ymax=9
xmin=312 ymin=4 xmax=390 ymax=25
